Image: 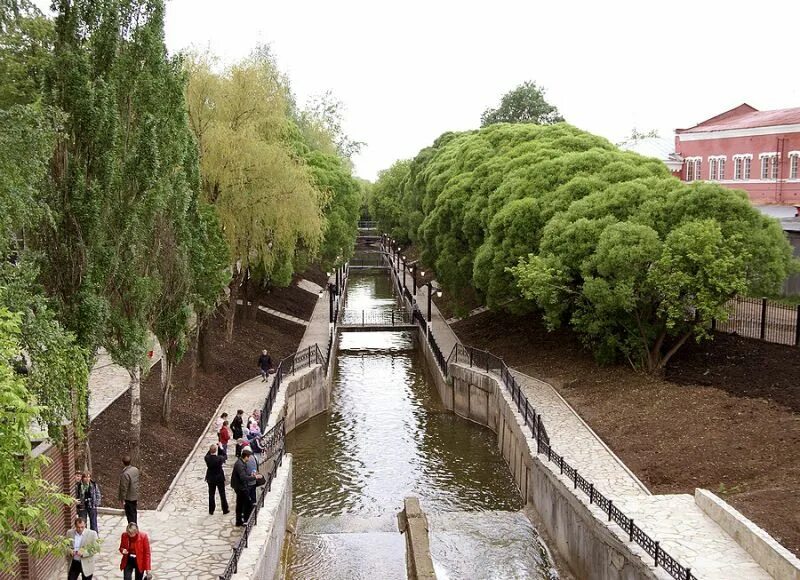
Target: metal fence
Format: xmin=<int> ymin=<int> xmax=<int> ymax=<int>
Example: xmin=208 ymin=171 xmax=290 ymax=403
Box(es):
xmin=219 ymin=421 xmax=286 ymax=580
xmin=341 ymin=308 xmax=410 ymax=326
xmin=260 ymin=344 xmax=326 ymax=432
xmin=357 ymin=220 xmax=377 ymax=229
xmin=349 ymin=254 xmax=387 ymax=268
xmin=412 ymin=307 xmax=447 ymax=374
xmin=447 ymin=344 xmax=697 ymax=580
xmin=713 ymin=296 xmax=800 ymax=346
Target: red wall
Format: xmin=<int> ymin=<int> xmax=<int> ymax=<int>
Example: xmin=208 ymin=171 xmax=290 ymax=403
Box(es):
xmin=675 ymin=132 xmax=800 ymax=205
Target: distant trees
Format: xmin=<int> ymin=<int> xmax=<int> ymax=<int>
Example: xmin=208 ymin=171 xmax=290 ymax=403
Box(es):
xmin=371 ymin=122 xmax=796 ymax=370
xmin=481 ymin=81 xmax=564 ymax=127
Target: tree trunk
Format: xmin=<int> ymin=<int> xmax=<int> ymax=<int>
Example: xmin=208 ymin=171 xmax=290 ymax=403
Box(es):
xmin=189 ymin=322 xmax=200 ymax=390
xmin=129 ymin=364 xmax=142 ymax=465
xmin=226 ymin=268 xmax=245 ymax=342
xmin=198 ymin=316 xmax=211 ymax=372
xmin=160 ymin=347 xmax=175 ymax=426
xmin=247 ymin=276 xmax=260 ymax=320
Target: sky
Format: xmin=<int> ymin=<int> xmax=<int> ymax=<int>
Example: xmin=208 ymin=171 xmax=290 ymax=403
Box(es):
xmin=37 ymin=0 xmax=800 ymax=181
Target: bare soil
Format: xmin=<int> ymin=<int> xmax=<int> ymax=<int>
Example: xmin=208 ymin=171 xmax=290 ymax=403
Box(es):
xmin=89 ymin=306 xmax=305 ymax=509
xmin=452 ymin=310 xmax=800 ymax=556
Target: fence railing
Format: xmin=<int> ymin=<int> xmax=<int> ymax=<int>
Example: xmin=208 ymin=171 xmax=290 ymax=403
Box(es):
xmin=447 ymin=344 xmax=696 ymax=580
xmin=713 ymin=296 xmax=800 ymax=346
xmin=357 ymin=220 xmax=377 ymax=229
xmin=219 ymin=421 xmax=286 ymax=580
xmin=260 ymin=344 xmax=326 ymax=432
xmin=349 ymin=255 xmax=387 ymax=268
xmin=341 ymin=308 xmax=411 ymax=326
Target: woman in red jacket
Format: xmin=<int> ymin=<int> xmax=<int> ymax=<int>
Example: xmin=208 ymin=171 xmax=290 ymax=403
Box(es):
xmin=119 ymin=522 xmax=151 ymax=579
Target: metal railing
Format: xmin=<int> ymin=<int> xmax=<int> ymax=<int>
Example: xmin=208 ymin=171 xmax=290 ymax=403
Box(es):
xmin=219 ymin=421 xmax=286 ymax=580
xmin=357 ymin=220 xmax=377 ymax=229
xmin=448 ymin=344 xmax=697 ymax=580
xmin=341 ymin=308 xmax=411 ymax=326
xmin=713 ymin=296 xmax=800 ymax=346
xmin=412 ymin=307 xmax=447 ymax=375
xmin=349 ymin=255 xmax=387 ymax=268
xmin=260 ymin=344 xmax=326 ymax=432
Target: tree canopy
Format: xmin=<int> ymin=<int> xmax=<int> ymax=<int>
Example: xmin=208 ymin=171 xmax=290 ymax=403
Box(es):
xmin=372 ymin=122 xmax=796 ymax=369
xmin=481 ymin=81 xmax=564 ymax=127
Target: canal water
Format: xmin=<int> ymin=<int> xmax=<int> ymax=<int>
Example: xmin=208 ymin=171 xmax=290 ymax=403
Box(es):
xmin=286 ymin=270 xmax=552 ymax=579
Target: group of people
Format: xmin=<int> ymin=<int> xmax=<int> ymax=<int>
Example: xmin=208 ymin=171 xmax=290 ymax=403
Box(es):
xmin=67 ymin=455 xmax=151 ymax=580
xmin=207 ymin=408 xmax=268 ymax=526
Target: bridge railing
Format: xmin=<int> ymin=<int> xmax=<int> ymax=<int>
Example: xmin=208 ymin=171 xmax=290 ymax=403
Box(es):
xmin=349 ymin=255 xmax=387 ymax=268
xmin=260 ymin=344 xmax=326 ymax=432
xmin=341 ymin=308 xmax=410 ymax=326
xmin=219 ymin=420 xmax=286 ymax=580
xmin=447 ymin=343 xmax=696 ymax=580
xmin=357 ymin=220 xmax=377 ymax=229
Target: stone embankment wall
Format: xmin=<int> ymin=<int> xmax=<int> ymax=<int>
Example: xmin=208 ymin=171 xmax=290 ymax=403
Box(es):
xmin=284 ymin=365 xmax=329 ymax=432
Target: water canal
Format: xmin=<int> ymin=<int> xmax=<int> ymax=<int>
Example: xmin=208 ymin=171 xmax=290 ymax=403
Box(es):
xmin=286 ymin=269 xmax=552 ymax=579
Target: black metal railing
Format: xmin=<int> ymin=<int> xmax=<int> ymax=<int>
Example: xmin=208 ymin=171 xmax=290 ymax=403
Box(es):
xmin=447 ymin=344 xmax=696 ymax=580
xmin=403 ymin=286 xmax=413 ymax=305
xmin=349 ymin=255 xmax=387 ymax=268
xmin=712 ymin=296 xmax=800 ymax=346
xmin=260 ymin=344 xmax=326 ymax=432
xmin=357 ymin=220 xmax=377 ymax=229
xmin=219 ymin=422 xmax=286 ymax=580
xmin=341 ymin=308 xmax=411 ymax=326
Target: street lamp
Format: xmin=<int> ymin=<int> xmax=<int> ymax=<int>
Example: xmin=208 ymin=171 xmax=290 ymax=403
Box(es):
xmin=401 ymin=256 xmax=407 ymax=291
xmin=425 ymin=282 xmax=443 ymax=324
xmin=411 ymin=263 xmax=418 ymax=295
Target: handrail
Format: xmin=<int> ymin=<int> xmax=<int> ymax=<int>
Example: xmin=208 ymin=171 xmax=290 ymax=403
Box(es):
xmin=450 ymin=344 xmax=696 ymax=580
xmin=260 ymin=344 xmax=326 ymax=433
xmin=219 ymin=423 xmax=286 ymax=580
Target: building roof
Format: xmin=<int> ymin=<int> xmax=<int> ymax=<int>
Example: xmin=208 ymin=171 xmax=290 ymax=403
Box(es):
xmin=678 ymin=103 xmax=800 ymax=134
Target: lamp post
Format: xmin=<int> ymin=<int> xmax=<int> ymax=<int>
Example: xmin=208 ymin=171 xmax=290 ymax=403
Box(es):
xmin=401 ymin=256 xmax=407 ymax=291
xmin=425 ymin=282 xmax=443 ymax=324
xmin=412 ymin=264 xmax=418 ymax=295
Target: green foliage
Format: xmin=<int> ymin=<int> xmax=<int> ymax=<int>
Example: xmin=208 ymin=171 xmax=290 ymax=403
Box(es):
xmin=0 ymin=0 xmax=52 ymax=107
xmin=0 ymin=308 xmax=73 ymax=571
xmin=373 ymin=121 xmax=795 ymax=370
xmin=481 ymin=81 xmax=564 ymax=127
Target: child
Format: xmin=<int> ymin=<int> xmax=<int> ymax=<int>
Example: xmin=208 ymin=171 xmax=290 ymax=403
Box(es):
xmin=218 ymin=420 xmax=231 ymax=461
xmin=214 ymin=412 xmax=228 ymax=433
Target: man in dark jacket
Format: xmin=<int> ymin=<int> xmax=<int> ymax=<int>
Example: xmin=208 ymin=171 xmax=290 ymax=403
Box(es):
xmin=258 ymin=349 xmax=272 ymax=382
xmin=231 ymin=409 xmax=244 ymax=457
xmin=204 ymin=444 xmax=229 ymax=515
xmin=230 ymin=448 xmax=262 ymax=526
xmin=118 ymin=455 xmax=139 ymax=524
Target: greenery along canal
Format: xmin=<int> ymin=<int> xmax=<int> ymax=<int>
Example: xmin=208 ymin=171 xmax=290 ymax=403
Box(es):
xmin=286 ymin=269 xmax=553 ymax=579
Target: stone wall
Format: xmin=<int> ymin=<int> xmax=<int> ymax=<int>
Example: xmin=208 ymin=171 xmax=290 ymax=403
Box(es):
xmin=441 ymin=362 xmax=663 ymax=580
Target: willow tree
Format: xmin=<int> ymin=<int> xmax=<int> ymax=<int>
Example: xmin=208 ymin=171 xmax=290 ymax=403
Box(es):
xmin=186 ymin=51 xmax=325 ymax=341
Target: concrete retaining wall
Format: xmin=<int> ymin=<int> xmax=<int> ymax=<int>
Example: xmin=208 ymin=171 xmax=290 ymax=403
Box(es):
xmin=398 ymin=497 xmax=436 ymax=580
xmin=441 ymin=362 xmax=663 ymax=580
xmin=284 ymin=365 xmax=328 ymax=433
xmin=695 ymin=489 xmax=800 ymax=580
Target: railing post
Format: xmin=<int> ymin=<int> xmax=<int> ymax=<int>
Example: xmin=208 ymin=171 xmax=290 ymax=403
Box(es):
xmin=654 ymin=541 xmax=660 ymax=566
xmin=760 ymin=297 xmax=767 ymax=340
xmin=589 ymin=483 xmax=594 ymax=504
xmin=608 ymin=500 xmax=613 ymax=521
xmin=629 ymin=519 xmax=634 ymax=542
xmin=362 ymin=310 xmax=365 ymax=326
xmin=795 ymin=304 xmax=800 ymax=346
xmin=392 ymin=310 xmax=395 ymax=325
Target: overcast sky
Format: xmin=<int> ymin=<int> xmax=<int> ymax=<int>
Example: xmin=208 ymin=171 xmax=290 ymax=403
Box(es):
xmin=38 ymin=0 xmax=800 ymax=181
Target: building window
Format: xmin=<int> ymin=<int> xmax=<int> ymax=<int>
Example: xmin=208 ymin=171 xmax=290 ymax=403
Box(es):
xmin=685 ymin=157 xmax=702 ymax=182
xmin=708 ymin=156 xmax=726 ymax=180
xmin=733 ymin=155 xmax=752 ymax=180
xmin=789 ymin=152 xmax=800 ymax=179
xmin=760 ymin=153 xmax=778 ymax=180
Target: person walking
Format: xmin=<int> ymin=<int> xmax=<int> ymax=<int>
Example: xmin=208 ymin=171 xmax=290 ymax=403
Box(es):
xmin=257 ymin=349 xmax=272 ymax=381
xmin=118 ymin=522 xmax=151 ymax=580
xmin=204 ymin=443 xmax=229 ymax=515
xmin=231 ymin=448 xmax=263 ymax=526
xmin=230 ymin=409 xmax=244 ymax=457
xmin=118 ymin=455 xmax=140 ymax=524
xmin=214 ymin=411 xmax=229 ymax=433
xmin=67 ymin=516 xmax=99 ymax=580
xmin=75 ymin=471 xmax=102 ymax=535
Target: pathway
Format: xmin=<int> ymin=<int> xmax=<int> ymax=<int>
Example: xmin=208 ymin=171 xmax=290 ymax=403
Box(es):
xmin=420 ymin=300 xmax=774 ymax=579
xmin=297 ymin=278 xmax=324 ymax=295
xmin=235 ymin=299 xmax=310 ymax=326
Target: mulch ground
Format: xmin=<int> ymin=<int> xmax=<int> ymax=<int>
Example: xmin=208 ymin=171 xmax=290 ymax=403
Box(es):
xmin=452 ymin=310 xmax=800 ymax=556
xmin=89 ymin=306 xmax=305 ymax=509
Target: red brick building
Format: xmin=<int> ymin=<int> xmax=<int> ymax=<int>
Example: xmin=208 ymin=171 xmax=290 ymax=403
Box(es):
xmin=675 ymin=104 xmax=800 ymax=205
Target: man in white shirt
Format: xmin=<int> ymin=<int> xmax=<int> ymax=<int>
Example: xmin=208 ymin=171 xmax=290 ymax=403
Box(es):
xmin=66 ymin=516 xmax=99 ymax=580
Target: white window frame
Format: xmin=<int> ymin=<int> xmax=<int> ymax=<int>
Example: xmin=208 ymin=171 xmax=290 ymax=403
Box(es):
xmin=789 ymin=151 xmax=800 ymax=180
xmin=708 ymin=155 xmax=726 ymax=180
xmin=685 ymin=156 xmax=702 ymax=182
xmin=733 ymin=154 xmax=753 ymax=180
xmin=759 ymin=152 xmax=778 ymax=180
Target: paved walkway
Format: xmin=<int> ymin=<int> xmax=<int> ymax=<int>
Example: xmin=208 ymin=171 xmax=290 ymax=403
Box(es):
xmin=235 ymin=299 xmax=310 ymax=326
xmin=88 ymin=340 xmax=162 ymax=421
xmin=297 ymin=278 xmax=324 ymax=295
